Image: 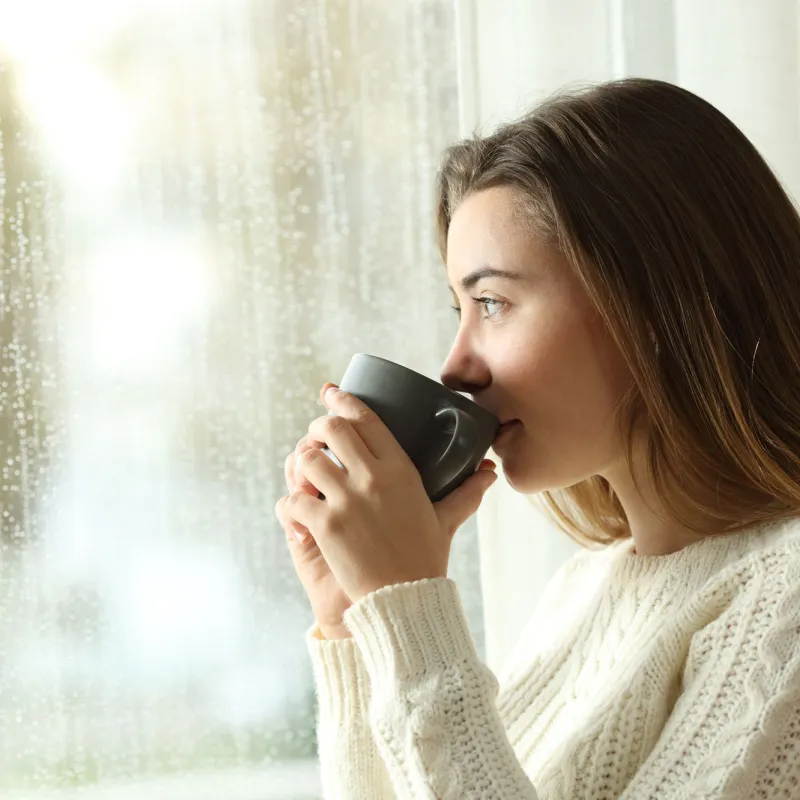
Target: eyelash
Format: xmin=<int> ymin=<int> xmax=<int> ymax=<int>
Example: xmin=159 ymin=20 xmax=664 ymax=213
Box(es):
xmin=450 ymin=297 xmax=505 ymax=320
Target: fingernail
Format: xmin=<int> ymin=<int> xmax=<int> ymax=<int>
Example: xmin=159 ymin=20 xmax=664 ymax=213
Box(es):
xmin=325 ymin=386 xmax=339 ymax=401
xmin=294 ymin=530 xmax=310 ymax=543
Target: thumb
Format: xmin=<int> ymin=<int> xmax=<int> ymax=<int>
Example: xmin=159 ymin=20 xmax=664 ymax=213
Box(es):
xmin=434 ymin=466 xmax=498 ymax=536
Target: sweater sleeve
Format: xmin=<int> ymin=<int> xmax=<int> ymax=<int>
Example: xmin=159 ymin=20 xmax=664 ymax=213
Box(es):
xmin=342 ymin=577 xmax=540 ymax=799
xmin=618 ymin=557 xmax=800 ymax=799
xmin=305 ymin=622 xmax=397 ymax=799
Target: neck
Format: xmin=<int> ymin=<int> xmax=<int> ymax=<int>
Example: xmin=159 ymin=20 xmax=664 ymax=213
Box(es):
xmin=602 ymin=460 xmax=709 ymax=556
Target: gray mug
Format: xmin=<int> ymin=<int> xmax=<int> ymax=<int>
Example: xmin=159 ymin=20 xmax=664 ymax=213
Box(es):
xmin=321 ymin=353 xmax=499 ymax=502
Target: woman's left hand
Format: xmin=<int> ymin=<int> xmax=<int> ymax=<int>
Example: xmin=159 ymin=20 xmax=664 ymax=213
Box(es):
xmin=275 ymin=386 xmax=498 ymax=604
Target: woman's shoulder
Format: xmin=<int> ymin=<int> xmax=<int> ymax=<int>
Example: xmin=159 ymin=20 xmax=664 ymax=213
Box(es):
xmin=745 ymin=514 xmax=800 ymax=555
xmin=681 ymin=517 xmax=800 ymax=651
xmin=684 ymin=518 xmax=800 ymax=677
xmin=717 ymin=515 xmax=800 ymax=586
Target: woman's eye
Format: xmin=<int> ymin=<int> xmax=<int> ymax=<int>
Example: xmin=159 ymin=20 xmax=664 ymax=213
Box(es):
xmin=450 ymin=297 xmax=505 ymax=320
xmin=477 ymin=298 xmax=504 ymax=318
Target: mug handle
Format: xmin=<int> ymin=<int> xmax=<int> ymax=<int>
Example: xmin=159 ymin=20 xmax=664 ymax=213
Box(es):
xmin=427 ymin=406 xmax=479 ymax=492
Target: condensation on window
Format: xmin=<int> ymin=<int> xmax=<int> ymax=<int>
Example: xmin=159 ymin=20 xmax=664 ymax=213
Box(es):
xmin=0 ymin=1 xmax=482 ymax=796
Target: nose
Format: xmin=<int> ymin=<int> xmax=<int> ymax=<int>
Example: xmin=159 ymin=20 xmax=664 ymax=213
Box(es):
xmin=440 ymin=335 xmax=490 ymax=395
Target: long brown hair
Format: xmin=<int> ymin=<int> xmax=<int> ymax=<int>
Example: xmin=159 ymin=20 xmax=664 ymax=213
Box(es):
xmin=435 ymin=78 xmax=800 ymax=547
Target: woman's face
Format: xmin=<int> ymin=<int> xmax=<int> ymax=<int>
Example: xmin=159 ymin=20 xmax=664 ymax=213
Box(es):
xmin=441 ymin=185 xmax=633 ymax=493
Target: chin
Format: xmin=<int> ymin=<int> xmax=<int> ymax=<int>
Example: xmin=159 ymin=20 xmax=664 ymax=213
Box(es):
xmin=492 ymin=427 xmax=568 ymax=493
xmin=504 ymin=470 xmax=548 ymax=495
xmin=493 ymin=453 xmax=539 ymax=493
xmin=493 ymin=451 xmax=566 ymax=495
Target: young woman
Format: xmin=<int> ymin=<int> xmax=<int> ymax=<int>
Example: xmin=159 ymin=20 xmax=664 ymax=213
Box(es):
xmin=276 ymin=78 xmax=800 ymax=798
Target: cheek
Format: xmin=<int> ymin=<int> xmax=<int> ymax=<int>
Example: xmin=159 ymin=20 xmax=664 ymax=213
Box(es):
xmin=581 ymin=313 xmax=632 ymax=401
xmin=518 ymin=307 xmax=631 ymax=438
xmin=506 ymin=317 xmax=630 ymax=491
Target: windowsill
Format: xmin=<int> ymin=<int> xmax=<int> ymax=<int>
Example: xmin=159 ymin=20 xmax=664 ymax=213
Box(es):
xmin=2 ymin=759 xmax=321 ymax=800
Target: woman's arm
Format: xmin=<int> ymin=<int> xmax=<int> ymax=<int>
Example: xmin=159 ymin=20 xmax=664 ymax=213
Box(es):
xmin=342 ymin=577 xmax=541 ymax=799
xmin=306 ymin=623 xmax=397 ymax=799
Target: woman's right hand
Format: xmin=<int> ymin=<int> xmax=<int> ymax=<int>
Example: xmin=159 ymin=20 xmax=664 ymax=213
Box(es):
xmin=276 ymin=383 xmax=353 ymax=640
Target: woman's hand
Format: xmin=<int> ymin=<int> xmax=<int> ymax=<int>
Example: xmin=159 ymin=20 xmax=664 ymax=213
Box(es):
xmin=274 ymin=386 xmax=498 ymax=605
xmin=275 ymin=383 xmax=353 ymax=640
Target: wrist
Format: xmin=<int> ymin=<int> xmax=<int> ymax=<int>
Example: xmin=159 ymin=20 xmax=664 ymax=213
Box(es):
xmin=318 ymin=623 xmax=352 ymax=640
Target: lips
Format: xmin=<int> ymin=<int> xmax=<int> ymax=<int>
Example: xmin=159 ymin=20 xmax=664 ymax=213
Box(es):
xmin=494 ymin=419 xmax=519 ymax=442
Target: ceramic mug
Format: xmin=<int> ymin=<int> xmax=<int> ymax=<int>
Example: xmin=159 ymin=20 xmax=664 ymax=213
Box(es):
xmin=321 ymin=353 xmax=500 ymax=501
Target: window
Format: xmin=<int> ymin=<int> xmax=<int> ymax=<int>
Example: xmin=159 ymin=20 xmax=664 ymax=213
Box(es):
xmin=0 ymin=1 xmax=482 ymax=796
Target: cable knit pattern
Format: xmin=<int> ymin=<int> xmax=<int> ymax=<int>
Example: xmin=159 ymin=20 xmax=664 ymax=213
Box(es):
xmin=305 ymin=518 xmax=800 ymax=798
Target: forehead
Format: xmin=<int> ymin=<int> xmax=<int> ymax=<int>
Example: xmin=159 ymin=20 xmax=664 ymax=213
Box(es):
xmin=448 ymin=186 xmax=528 ymax=244
xmin=445 ymin=186 xmax=543 ymax=286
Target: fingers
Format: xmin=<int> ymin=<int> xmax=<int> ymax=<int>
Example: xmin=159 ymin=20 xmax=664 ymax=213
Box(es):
xmin=319 ymin=382 xmax=339 ymax=406
xmin=284 ymin=450 xmax=296 ymax=494
xmin=434 ymin=465 xmax=498 ymax=537
xmin=294 ymin=445 xmax=347 ymax=501
xmin=307 ymin=413 xmax=374 ymax=476
xmin=291 ymin=437 xmax=326 ymax=497
xmin=284 ymin=446 xmax=318 ymax=537
xmin=275 ymin=490 xmax=322 ymax=536
xmin=320 ymin=388 xmax=403 ymax=462
xmin=275 ymin=494 xmax=311 ymax=543
xmin=294 ymin=440 xmax=317 ymax=497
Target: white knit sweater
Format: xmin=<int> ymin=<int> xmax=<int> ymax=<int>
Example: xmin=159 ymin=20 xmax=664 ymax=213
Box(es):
xmin=305 ymin=518 xmax=800 ymax=799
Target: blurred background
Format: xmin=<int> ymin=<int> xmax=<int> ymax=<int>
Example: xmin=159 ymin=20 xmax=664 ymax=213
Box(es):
xmin=0 ymin=0 xmax=799 ymax=797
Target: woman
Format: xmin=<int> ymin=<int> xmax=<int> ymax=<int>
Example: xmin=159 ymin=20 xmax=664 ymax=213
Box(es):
xmin=275 ymin=78 xmax=800 ymax=798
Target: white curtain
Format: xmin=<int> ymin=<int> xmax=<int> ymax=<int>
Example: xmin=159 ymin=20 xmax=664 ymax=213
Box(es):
xmin=462 ymin=0 xmax=800 ymax=674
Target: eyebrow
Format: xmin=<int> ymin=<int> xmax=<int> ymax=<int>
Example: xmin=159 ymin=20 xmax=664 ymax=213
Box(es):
xmin=449 ymin=267 xmax=525 ymax=294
